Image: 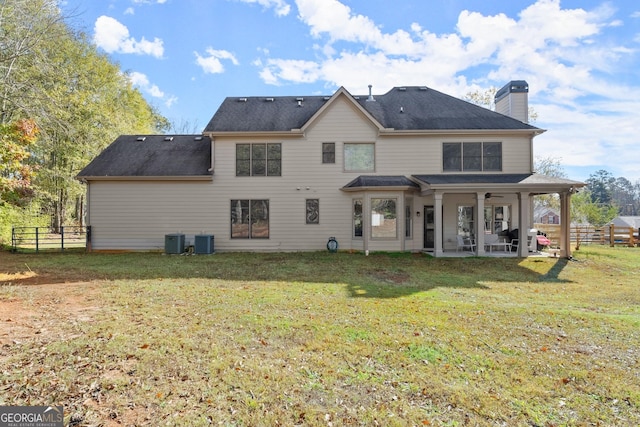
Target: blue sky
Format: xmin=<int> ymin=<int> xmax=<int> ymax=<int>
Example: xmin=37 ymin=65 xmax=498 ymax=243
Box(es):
xmin=60 ymin=0 xmax=640 ymax=183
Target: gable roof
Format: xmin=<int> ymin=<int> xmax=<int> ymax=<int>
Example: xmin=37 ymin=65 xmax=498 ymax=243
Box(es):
xmin=77 ymin=135 xmax=212 ymax=180
xmin=204 ymin=86 xmax=542 ymax=134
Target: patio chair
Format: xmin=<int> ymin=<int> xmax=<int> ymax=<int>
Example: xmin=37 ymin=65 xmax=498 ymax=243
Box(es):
xmin=456 ymin=235 xmax=476 ymax=252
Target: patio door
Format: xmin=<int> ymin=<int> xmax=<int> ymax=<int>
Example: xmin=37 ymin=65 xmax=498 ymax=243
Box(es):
xmin=423 ymin=205 xmax=434 ymax=250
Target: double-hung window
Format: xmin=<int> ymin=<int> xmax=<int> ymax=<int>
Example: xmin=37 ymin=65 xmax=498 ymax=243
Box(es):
xmin=322 ymin=143 xmax=335 ymax=164
xmin=236 ymin=143 xmax=281 ymax=176
xmin=443 ymin=142 xmax=502 ymax=172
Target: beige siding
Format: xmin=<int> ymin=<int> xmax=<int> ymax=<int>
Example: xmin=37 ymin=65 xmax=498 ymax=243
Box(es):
xmin=88 ymin=181 xmax=216 ymax=250
xmin=87 ymin=95 xmax=534 ymax=252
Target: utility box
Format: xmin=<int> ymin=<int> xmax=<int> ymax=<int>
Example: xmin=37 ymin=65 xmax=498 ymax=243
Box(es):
xmin=165 ymin=233 xmax=185 ymax=254
xmin=194 ymin=234 xmax=214 ymax=254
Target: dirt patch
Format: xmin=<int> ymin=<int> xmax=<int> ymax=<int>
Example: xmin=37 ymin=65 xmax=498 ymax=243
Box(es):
xmin=0 ymin=279 xmax=102 ymax=347
xmin=370 ymin=268 xmax=411 ymax=285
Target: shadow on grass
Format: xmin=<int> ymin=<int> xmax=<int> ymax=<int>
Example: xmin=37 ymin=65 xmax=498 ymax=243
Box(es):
xmin=0 ymin=250 xmax=572 ymax=299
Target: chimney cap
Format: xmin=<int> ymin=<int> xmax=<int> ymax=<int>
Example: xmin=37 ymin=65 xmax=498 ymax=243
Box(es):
xmin=495 ymin=80 xmax=528 ymax=101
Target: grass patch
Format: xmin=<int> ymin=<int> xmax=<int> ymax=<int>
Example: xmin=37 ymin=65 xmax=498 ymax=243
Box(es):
xmin=0 ymin=246 xmax=639 ymax=425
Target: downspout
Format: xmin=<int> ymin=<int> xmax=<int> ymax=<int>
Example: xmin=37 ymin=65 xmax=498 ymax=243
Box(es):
xmin=85 ymin=181 xmax=92 ymax=252
xmin=363 ymin=194 xmax=369 ymax=255
xmin=209 ymin=137 xmax=215 ymax=173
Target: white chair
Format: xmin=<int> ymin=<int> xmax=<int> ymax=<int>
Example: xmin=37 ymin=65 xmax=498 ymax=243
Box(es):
xmin=528 ymin=229 xmax=538 ymax=252
xmin=456 ymin=235 xmax=476 ymax=252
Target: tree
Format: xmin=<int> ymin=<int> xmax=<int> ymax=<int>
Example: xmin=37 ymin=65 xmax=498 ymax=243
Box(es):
xmin=586 ymin=170 xmax=615 ymax=205
xmin=571 ymin=189 xmax=617 ymax=227
xmin=0 ymin=119 xmax=38 ymax=205
xmin=533 ymin=156 xmax=568 ymax=213
xmin=0 ymin=0 xmax=66 ymax=124
xmin=1 ymin=0 xmax=169 ymax=232
xmin=611 ymin=177 xmax=637 ymax=216
xmin=30 ymin=29 xmax=169 ymax=230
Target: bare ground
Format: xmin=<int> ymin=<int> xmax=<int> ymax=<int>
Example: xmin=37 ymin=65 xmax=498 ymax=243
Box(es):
xmin=0 ymin=273 xmax=101 ymax=348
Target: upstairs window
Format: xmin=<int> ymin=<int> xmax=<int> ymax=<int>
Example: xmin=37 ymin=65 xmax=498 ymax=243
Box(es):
xmin=344 ymin=143 xmax=374 ymax=172
xmin=443 ymin=142 xmax=502 ymax=172
xmin=236 ymin=143 xmax=281 ymax=176
xmin=322 ymin=143 xmax=335 ymax=164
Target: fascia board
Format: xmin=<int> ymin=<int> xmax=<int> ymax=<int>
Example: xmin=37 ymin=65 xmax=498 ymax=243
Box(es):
xmin=378 ymin=128 xmax=545 ymax=137
xmin=77 ymin=176 xmax=213 ymax=182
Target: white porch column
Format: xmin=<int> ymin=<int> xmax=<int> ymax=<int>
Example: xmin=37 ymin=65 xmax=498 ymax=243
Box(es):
xmin=434 ymin=192 xmax=444 ymax=256
xmin=518 ymin=192 xmax=531 ymax=257
xmin=559 ymin=191 xmax=572 ymax=258
xmin=476 ymin=192 xmax=486 ymax=256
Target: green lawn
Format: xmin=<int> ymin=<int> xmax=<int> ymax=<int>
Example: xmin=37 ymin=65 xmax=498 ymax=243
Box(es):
xmin=1 ymin=246 xmax=639 ymax=426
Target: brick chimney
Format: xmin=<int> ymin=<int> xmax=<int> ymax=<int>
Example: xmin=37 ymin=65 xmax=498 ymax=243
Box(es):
xmin=494 ymin=80 xmax=529 ymax=123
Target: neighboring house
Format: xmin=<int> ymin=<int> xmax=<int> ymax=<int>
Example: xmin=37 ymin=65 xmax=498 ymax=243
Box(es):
xmin=534 ymin=206 xmax=560 ymax=224
xmin=611 ymin=216 xmax=640 ymax=232
xmin=77 ymin=81 xmax=585 ymax=257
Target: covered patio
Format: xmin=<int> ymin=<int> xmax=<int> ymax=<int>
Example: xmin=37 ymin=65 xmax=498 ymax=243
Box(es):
xmin=412 ymin=173 xmax=586 ymax=259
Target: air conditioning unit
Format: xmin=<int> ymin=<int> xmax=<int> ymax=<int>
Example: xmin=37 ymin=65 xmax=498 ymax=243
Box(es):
xmin=194 ymin=234 xmax=214 ymax=254
xmin=165 ymin=234 xmax=185 ymax=254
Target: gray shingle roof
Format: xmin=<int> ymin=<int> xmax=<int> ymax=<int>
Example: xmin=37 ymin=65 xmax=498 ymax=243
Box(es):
xmin=205 ymin=86 xmax=540 ymax=133
xmin=413 ymin=174 xmax=534 ymax=185
xmin=77 ymin=135 xmax=212 ymax=178
xmin=343 ymin=175 xmax=420 ymax=189
xmin=412 ymin=173 xmax=585 ymax=186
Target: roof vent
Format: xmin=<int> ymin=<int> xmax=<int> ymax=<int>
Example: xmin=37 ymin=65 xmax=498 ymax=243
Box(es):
xmin=323 ymin=96 xmax=330 ymax=100
xmin=296 ymin=97 xmax=304 ymax=102
xmin=366 ymin=84 xmax=375 ymax=102
xmin=400 ymin=107 xmax=404 ymax=113
xmin=194 ymin=136 xmax=203 ymax=141
xmin=238 ymin=98 xmax=247 ymax=102
xmin=419 ymin=86 xmax=428 ymax=91
xmin=398 ymin=87 xmax=407 ymax=91
xmin=297 ymin=100 xmax=303 ymax=107
xmin=164 ymin=136 xmax=174 ymax=141
xmin=136 ymin=136 xmax=146 ymax=141
xmin=265 ymin=97 xmax=274 ymax=102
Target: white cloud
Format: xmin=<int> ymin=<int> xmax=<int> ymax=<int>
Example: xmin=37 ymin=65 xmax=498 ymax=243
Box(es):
xmin=128 ymin=71 xmax=165 ymax=98
xmin=93 ymin=16 xmax=164 ymax=58
xmin=194 ymin=48 xmax=239 ymax=74
xmin=232 ymin=0 xmax=290 ymax=16
xmin=164 ymin=95 xmax=178 ymax=108
xmin=124 ymin=7 xmax=134 ymax=15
